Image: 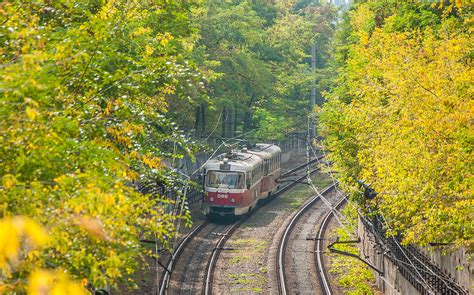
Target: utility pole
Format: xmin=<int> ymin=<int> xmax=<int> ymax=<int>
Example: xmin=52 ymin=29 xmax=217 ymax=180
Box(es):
xmin=310 ymin=43 xmax=316 ymax=139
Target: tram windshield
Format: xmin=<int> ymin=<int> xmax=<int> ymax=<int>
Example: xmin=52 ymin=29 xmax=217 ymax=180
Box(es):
xmin=206 ymin=171 xmax=245 ymax=189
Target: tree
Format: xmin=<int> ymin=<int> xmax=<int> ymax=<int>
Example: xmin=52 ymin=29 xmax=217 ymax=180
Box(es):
xmin=1 ymin=0 xmax=201 ymax=291
xmin=320 ymin=0 xmax=473 ymax=248
xmin=194 ymin=0 xmax=337 ymax=141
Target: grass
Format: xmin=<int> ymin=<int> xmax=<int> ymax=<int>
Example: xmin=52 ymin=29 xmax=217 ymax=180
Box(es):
xmin=228 ymin=239 xmax=267 ymax=265
xmin=225 ymin=237 xmax=269 ymax=292
xmin=229 ymin=238 xmax=268 ymax=253
xmin=288 ymin=186 xmax=309 ymax=210
xmin=328 ymin=206 xmax=377 ymax=294
xmin=226 ymin=273 xmax=267 ymax=292
xmin=287 ymin=173 xmax=333 ymax=211
xmin=310 ymin=176 xmax=332 ymax=189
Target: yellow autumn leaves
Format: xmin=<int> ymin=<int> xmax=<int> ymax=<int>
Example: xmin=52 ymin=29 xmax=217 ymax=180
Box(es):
xmin=0 ymin=216 xmax=47 ymax=273
xmin=0 ymin=216 xmax=87 ymax=294
xmin=28 ymin=270 xmax=87 ymax=295
xmin=1 ymin=0 xmax=195 ymax=293
xmin=321 ymin=1 xmax=473 ymax=247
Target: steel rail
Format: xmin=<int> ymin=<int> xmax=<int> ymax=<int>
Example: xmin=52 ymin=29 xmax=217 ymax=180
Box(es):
xmin=315 ymin=197 xmax=346 ymax=295
xmin=276 ymin=183 xmax=337 ymax=295
xmin=158 ymin=221 xmax=208 ymax=295
xmin=204 ymin=167 xmax=323 ymax=295
xmin=159 ymin=158 xmax=322 ymax=295
xmin=280 ymin=155 xmax=323 ymax=178
xmin=203 ymin=219 xmax=244 ymax=295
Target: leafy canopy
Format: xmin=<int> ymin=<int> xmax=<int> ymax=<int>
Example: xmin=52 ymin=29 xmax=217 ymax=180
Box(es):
xmin=1 ymin=0 xmax=201 ymax=291
xmin=320 ymin=0 xmax=473 ymax=248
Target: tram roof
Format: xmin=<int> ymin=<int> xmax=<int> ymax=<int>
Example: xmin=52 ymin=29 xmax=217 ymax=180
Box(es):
xmin=204 ymin=152 xmax=262 ymax=172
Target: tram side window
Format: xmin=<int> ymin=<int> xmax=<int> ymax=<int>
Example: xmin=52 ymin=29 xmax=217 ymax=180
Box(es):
xmin=264 ymin=160 xmax=269 ymax=175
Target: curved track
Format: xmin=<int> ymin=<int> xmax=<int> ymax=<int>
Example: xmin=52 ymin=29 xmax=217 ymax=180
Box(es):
xmin=203 ymin=214 xmax=244 ymax=294
xmin=159 ymin=221 xmax=209 ymax=294
xmin=315 ymin=197 xmax=347 ymax=295
xmin=159 ymin=156 xmax=322 ymax=295
xmin=276 ymin=183 xmax=338 ymax=294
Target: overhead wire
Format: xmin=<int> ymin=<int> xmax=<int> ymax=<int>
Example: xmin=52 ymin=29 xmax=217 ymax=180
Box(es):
xmin=307 ymin=122 xmax=452 ymax=294
xmin=190 ymin=129 xmax=257 ymax=177
xmin=315 ymin=134 xmax=465 ymax=293
xmin=303 ymin=117 xmax=352 ymax=237
xmin=204 ymin=112 xmax=222 ymax=141
xmin=361 ymin=210 xmax=458 ymax=294
xmin=379 ymin=214 xmax=462 ymax=294
xmin=358 ymin=211 xmax=437 ymax=294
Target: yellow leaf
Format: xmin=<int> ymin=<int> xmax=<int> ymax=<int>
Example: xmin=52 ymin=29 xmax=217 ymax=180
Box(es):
xmin=0 ymin=218 xmax=19 ymax=271
xmin=75 ymin=216 xmax=107 ymax=241
xmin=21 ymin=218 xmax=49 ymax=246
xmin=2 ymin=174 xmax=17 ymax=189
xmin=160 ymin=38 xmax=169 ymax=47
xmin=25 ymin=107 xmax=38 ymax=121
xmin=145 ymin=45 xmax=154 ymax=56
xmin=28 ymin=270 xmax=88 ymax=295
xmin=28 ymin=270 xmax=54 ymax=295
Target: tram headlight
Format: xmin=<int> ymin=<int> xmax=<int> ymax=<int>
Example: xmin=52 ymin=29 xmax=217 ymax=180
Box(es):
xmin=210 ymin=197 xmax=214 ymax=202
xmin=230 ymin=198 xmax=235 ymax=203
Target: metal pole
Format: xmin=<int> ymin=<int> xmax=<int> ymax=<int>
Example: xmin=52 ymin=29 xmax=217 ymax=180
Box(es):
xmin=310 ymin=43 xmax=316 ymax=139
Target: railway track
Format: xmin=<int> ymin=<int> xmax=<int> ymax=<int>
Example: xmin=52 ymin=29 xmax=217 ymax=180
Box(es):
xmin=158 ymin=156 xmax=322 ymax=295
xmin=315 ymin=197 xmax=347 ymax=295
xmin=276 ymin=184 xmax=336 ymax=294
xmin=158 ymin=220 xmax=209 ymax=294
xmin=203 ymin=214 xmax=243 ymax=295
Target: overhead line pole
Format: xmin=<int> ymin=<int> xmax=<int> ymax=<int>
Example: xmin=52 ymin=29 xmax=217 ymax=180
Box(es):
xmin=310 ymin=43 xmax=317 ymax=139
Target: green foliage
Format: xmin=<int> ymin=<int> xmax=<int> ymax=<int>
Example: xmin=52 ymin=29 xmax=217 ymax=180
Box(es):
xmin=251 ymin=108 xmax=292 ymax=141
xmin=329 ymin=206 xmax=376 ymax=295
xmin=0 ymin=0 xmax=349 ymax=292
xmin=1 ymin=0 xmax=202 ymax=291
xmin=193 ymin=0 xmax=337 ymax=140
xmin=320 ymin=0 xmax=473 ymax=248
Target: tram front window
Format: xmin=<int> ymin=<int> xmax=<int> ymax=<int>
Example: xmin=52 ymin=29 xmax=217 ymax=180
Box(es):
xmin=206 ymin=171 xmax=245 ymax=189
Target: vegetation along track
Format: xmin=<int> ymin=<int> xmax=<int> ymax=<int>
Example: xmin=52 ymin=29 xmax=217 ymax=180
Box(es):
xmin=315 ymin=197 xmax=347 ymax=295
xmin=158 ymin=155 xmax=323 ymax=294
xmin=277 ymin=183 xmax=344 ymax=294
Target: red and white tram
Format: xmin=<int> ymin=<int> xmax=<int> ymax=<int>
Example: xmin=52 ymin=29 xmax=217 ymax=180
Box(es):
xmin=202 ymin=144 xmax=281 ymax=216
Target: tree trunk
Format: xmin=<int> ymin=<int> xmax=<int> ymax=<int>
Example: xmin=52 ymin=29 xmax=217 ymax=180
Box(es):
xmin=194 ymin=105 xmax=200 ymax=137
xmin=200 ymin=103 xmax=206 ymax=137
xmin=221 ymin=106 xmax=226 ymax=138
xmin=233 ymin=107 xmax=238 ymax=137
xmin=228 ymin=106 xmax=235 ymax=138
xmin=243 ymin=94 xmax=257 ymax=132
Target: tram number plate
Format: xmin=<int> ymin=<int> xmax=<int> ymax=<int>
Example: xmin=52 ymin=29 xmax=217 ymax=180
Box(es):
xmin=220 ymin=164 xmax=231 ymax=170
xmin=217 ymin=194 xmax=228 ymax=199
